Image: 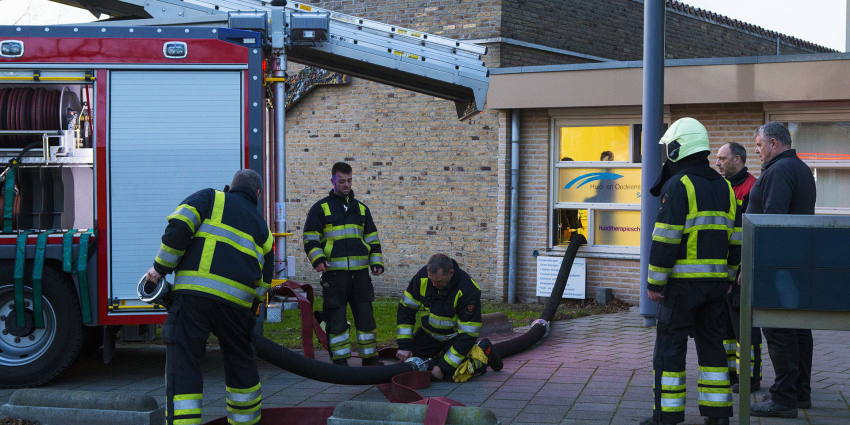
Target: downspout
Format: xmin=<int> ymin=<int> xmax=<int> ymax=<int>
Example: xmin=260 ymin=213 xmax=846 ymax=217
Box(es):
xmin=639 ymin=0 xmax=665 ymax=327
xmin=273 ymin=52 xmax=288 ymax=277
xmin=507 ymin=109 xmax=520 ymax=304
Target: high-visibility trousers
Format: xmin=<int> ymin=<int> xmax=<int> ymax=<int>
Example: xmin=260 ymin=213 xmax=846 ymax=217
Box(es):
xmin=651 ymin=281 xmax=732 ymax=424
xmin=163 ymin=294 xmax=261 ymax=425
xmin=723 ymin=284 xmax=762 ymax=384
xmin=321 ymin=270 xmax=377 ymax=361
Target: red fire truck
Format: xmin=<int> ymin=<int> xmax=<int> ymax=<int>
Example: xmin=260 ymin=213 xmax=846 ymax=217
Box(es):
xmin=0 ymin=0 xmax=489 ymax=387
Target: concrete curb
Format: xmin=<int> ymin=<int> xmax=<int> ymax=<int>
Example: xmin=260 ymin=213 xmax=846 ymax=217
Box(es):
xmin=480 ymin=312 xmax=512 ymax=337
xmin=1 ymin=389 xmax=164 ymax=425
xmin=328 ymin=401 xmax=499 ymax=425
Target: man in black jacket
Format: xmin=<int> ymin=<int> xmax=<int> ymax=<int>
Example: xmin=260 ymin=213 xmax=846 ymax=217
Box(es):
xmin=146 ymin=169 xmax=273 ymax=425
xmin=303 ymin=162 xmax=384 ymax=366
xmin=748 ymin=122 xmax=817 ymax=418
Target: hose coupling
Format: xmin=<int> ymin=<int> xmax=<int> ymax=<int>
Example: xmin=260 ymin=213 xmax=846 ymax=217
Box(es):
xmin=532 ymin=318 xmax=551 ymax=338
xmin=137 ymin=274 xmax=172 ymax=306
xmin=404 ymin=357 xmax=429 ymax=372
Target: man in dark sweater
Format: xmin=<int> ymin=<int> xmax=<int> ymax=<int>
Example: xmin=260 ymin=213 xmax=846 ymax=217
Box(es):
xmin=747 ymin=122 xmax=817 ymax=418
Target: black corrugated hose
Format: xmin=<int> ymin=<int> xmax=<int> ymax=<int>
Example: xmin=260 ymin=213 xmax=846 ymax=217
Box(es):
xmin=254 ymin=336 xmax=418 ymax=385
xmin=492 ymin=233 xmax=587 ymax=358
xmin=253 ymin=233 xmax=586 ymax=384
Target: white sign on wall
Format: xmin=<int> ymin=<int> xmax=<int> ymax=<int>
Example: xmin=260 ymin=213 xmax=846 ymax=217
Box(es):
xmin=536 ymin=256 xmax=586 ymax=299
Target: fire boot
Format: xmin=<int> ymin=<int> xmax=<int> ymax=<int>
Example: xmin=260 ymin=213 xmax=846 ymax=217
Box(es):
xmin=640 ymin=418 xmax=674 ymax=425
xmin=477 ymin=338 xmax=503 ymax=371
xmin=361 ymin=357 xmax=384 ymax=366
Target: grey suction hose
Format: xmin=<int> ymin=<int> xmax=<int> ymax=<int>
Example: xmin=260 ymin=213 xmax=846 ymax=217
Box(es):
xmin=254 ymin=335 xmax=421 ymax=385
xmin=253 ymin=233 xmax=586 ymax=384
xmin=492 ymin=233 xmax=586 ymax=358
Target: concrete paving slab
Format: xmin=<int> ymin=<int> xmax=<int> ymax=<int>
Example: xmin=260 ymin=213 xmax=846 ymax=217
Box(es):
xmin=3 ymin=309 xmax=849 ymax=424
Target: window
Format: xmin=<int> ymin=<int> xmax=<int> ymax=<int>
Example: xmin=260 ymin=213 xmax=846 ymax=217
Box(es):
xmin=549 ymin=108 xmax=669 ymax=255
xmin=559 ymin=126 xmax=630 ymax=162
xmin=785 ymin=122 xmax=850 ymax=212
xmin=766 ymin=104 xmax=850 ymax=215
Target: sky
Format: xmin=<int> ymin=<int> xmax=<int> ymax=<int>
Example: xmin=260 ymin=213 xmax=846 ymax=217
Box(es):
xmin=0 ymin=0 xmax=99 ymax=26
xmin=0 ymin=0 xmax=847 ymax=51
xmin=683 ymin=0 xmax=846 ymax=51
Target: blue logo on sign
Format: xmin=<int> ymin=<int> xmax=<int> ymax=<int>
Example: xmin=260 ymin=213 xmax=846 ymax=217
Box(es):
xmin=564 ymin=172 xmax=624 ymax=189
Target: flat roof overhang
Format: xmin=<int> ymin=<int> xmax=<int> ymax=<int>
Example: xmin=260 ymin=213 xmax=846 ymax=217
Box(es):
xmin=487 ymin=53 xmax=850 ymax=109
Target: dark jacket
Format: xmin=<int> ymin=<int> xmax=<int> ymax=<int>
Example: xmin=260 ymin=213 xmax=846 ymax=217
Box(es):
xmin=396 ymin=259 xmax=482 ymax=375
xmin=154 ymin=186 xmax=274 ymax=309
xmin=746 ymin=149 xmax=816 ymax=215
xmin=728 ymin=167 xmax=757 ymax=214
xmin=302 ymin=190 xmax=384 ymax=271
xmin=648 ymin=154 xmax=742 ymax=292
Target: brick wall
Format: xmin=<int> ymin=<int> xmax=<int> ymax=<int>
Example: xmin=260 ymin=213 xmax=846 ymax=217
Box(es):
xmin=500 ymin=0 xmax=832 ymax=63
xmin=284 ymin=78 xmax=504 ymax=300
xmin=671 ymin=103 xmax=765 ymax=177
xmin=498 ymin=43 xmax=597 ymax=67
xmin=494 ymin=109 xmax=550 ymax=303
xmin=303 ymin=0 xmax=502 ymax=40
xmin=585 ymin=259 xmax=642 ymax=304
xmin=284 ymin=1 xmax=506 ymax=300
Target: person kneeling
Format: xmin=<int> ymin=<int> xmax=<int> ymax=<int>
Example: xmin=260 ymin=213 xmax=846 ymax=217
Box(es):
xmin=395 ymin=254 xmax=502 ymax=381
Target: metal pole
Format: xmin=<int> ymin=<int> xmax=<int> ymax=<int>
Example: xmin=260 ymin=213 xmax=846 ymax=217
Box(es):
xmin=273 ymin=54 xmax=287 ymax=279
xmin=639 ymin=0 xmax=665 ymax=327
xmin=508 ymin=110 xmax=520 ymax=304
xmin=739 ymin=237 xmax=753 ymax=425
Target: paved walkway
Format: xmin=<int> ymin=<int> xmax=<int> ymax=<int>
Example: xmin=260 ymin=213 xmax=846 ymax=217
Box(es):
xmin=3 ymin=308 xmax=850 ymax=424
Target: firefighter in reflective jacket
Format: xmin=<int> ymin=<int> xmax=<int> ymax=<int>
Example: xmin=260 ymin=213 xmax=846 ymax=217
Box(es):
xmin=303 ymin=162 xmax=384 ymax=366
xmin=642 ymin=118 xmax=742 ymax=425
xmin=146 ymin=169 xmax=273 ymax=425
xmin=395 ymin=254 xmax=502 ymax=381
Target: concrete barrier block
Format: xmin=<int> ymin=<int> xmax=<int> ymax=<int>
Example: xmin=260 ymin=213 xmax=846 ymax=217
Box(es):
xmin=0 ymin=389 xmax=164 ymax=425
xmin=480 ymin=312 xmax=513 ymax=337
xmin=327 ymin=401 xmax=499 ymax=425
xmin=596 ymin=287 xmax=613 ymax=307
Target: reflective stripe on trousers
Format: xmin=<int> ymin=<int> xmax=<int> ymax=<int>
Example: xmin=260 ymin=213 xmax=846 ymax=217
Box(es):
xmin=168 ymin=393 xmax=203 ymax=425
xmin=226 ymin=382 xmax=262 ymax=425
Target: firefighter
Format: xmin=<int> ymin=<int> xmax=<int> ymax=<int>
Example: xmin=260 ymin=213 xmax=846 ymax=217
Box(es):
xmin=395 ymin=254 xmax=502 ymax=382
xmin=146 ymin=169 xmax=273 ymax=425
xmin=303 ymin=162 xmax=384 ymax=366
xmin=714 ymin=142 xmax=761 ymax=394
xmin=642 ymin=118 xmax=742 ymax=425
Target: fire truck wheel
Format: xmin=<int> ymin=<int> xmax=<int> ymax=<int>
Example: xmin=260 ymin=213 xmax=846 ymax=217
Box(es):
xmin=0 ymin=263 xmax=84 ymax=388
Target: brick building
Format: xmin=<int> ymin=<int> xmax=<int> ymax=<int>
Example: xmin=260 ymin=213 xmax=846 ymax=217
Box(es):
xmin=284 ymin=0 xmax=835 ymax=304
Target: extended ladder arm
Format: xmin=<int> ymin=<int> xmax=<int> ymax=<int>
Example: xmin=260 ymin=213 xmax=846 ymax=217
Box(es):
xmin=49 ymin=0 xmax=489 ymax=119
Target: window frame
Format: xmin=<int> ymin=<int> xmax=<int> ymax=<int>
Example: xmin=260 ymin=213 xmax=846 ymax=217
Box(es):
xmin=548 ymin=109 xmax=669 ymax=256
xmin=765 ymin=103 xmax=850 ymax=215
